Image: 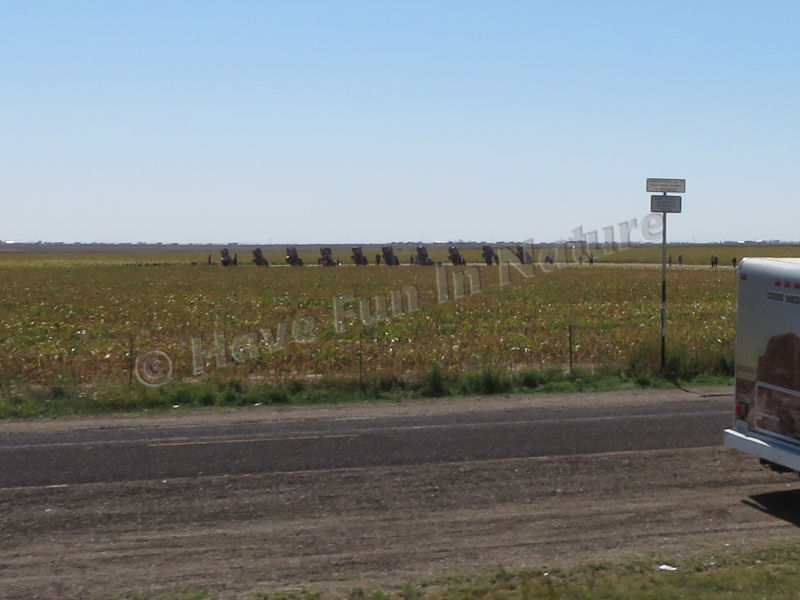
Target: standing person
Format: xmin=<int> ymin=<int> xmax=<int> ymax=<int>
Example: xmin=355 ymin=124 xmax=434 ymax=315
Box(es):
xmin=668 ymin=253 xmax=672 ymax=267
xmin=678 ymin=255 xmax=683 ymax=266
xmin=732 ymin=257 xmax=737 ymax=268
xmin=589 ymin=253 xmax=594 ymax=266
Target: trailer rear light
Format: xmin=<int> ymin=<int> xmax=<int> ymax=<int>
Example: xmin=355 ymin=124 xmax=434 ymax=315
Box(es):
xmin=735 ymin=402 xmax=749 ymax=420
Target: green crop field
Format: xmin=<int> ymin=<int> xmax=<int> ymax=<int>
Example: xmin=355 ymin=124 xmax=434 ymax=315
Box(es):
xmin=0 ymin=246 xmax=739 ymax=395
xmin=595 ymin=243 xmax=800 ymax=266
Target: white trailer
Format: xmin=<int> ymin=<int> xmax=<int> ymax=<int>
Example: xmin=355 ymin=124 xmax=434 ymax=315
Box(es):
xmin=724 ymin=257 xmax=800 ymax=472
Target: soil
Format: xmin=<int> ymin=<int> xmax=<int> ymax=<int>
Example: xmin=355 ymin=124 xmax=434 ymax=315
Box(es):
xmin=2 ymin=388 xmax=799 ymax=599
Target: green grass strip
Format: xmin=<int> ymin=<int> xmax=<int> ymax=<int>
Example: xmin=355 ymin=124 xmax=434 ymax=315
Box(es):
xmin=0 ymin=365 xmax=733 ymax=419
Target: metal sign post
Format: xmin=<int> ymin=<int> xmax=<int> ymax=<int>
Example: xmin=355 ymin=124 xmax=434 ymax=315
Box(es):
xmin=660 ymin=198 xmax=668 ymax=372
xmin=646 ymin=179 xmax=685 ymax=372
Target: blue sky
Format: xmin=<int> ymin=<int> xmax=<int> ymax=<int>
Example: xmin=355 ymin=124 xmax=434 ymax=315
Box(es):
xmin=2 ymin=1 xmax=799 ymax=244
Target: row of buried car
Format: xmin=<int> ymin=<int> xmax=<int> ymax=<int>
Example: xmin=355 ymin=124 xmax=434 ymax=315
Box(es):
xmin=219 ymin=245 xmax=522 ymax=267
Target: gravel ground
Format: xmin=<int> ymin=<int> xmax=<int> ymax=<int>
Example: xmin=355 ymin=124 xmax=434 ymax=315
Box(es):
xmin=3 ymin=387 xmax=799 ymax=600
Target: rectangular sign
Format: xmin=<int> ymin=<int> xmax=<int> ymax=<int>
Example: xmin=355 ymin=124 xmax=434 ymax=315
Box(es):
xmin=647 ymin=178 xmax=686 ymax=193
xmin=651 ymin=195 xmax=682 ymax=213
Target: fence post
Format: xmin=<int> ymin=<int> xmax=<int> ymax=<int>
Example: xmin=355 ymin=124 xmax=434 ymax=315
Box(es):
xmin=359 ymin=330 xmax=364 ymax=392
xmin=568 ymin=325 xmax=574 ymax=373
xmin=128 ymin=334 xmax=135 ymax=387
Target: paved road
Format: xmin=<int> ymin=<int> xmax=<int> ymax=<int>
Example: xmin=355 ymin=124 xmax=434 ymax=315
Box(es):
xmin=0 ymin=394 xmax=731 ymax=488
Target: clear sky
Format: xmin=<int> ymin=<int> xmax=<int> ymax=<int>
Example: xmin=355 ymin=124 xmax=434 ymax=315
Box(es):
xmin=2 ymin=1 xmax=799 ymax=245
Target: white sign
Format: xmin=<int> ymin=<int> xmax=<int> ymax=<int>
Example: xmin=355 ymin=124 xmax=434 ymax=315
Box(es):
xmin=651 ymin=195 xmax=682 ymax=213
xmin=647 ymin=178 xmax=686 ymax=193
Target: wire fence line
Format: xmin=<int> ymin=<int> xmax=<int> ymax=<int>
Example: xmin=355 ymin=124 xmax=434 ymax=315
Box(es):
xmin=118 ymin=322 xmax=730 ymax=387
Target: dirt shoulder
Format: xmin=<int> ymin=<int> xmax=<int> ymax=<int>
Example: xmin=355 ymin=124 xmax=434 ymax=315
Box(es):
xmin=1 ymin=443 xmax=795 ymax=600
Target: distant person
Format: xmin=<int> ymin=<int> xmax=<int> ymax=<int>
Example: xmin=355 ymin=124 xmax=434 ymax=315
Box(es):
xmin=678 ymin=255 xmax=683 ymax=266
xmin=732 ymin=257 xmax=737 ymax=268
xmin=376 ymin=253 xmax=381 ymax=265
xmin=668 ymin=253 xmax=672 ymax=267
xmin=589 ymin=253 xmax=594 ymax=266
xmin=233 ymin=253 xmax=238 ymax=266
xmin=207 ymin=254 xmax=212 ymax=265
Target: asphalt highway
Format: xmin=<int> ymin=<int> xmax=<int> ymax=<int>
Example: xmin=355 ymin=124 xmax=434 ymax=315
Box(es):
xmin=0 ymin=395 xmax=731 ymax=488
